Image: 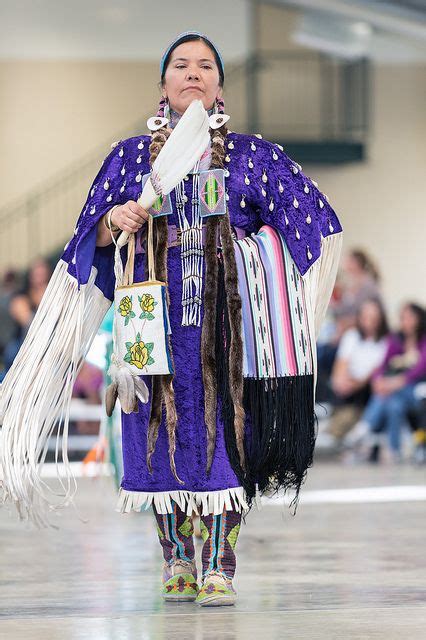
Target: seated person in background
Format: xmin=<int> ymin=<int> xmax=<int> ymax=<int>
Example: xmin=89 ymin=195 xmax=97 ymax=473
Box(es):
xmin=347 ymin=302 xmax=426 ymax=463
xmin=316 ymin=249 xmax=382 ymax=402
xmin=4 ymin=258 xmax=51 ymax=372
xmin=0 ymin=269 xmax=20 ymax=381
xmin=333 ymin=249 xmax=382 ymax=335
xmin=327 ymin=298 xmax=389 ymax=444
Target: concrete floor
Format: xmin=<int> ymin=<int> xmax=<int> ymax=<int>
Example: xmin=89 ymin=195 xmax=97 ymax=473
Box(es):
xmin=1 ymin=460 xmax=425 ymax=639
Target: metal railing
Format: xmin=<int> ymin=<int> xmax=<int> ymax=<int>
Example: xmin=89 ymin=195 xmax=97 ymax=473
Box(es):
xmin=234 ymin=51 xmax=370 ymax=141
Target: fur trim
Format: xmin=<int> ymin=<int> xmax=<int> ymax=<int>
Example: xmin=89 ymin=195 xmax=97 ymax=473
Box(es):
xmin=201 ymin=216 xmax=220 ymax=473
xmin=146 ymin=376 xmax=162 ymax=473
xmin=219 ymin=212 xmax=246 ymax=471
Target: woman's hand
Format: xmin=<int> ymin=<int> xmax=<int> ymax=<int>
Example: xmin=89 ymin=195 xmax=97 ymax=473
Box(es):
xmin=96 ymin=200 xmax=149 ymax=247
xmin=372 ymin=375 xmax=405 ymax=396
xmin=332 ymin=374 xmax=359 ymax=398
xmin=111 ymin=201 xmax=149 ymax=233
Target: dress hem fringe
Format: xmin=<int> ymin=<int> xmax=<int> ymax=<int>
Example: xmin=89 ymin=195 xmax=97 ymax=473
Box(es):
xmin=116 ymin=485 xmax=261 ymax=516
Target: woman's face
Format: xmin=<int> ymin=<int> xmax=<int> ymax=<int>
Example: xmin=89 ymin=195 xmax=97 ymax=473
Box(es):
xmin=162 ymin=40 xmax=222 ymax=115
xmin=343 ymin=253 xmax=363 ymax=277
xmin=358 ymin=301 xmax=382 ymax=337
xmin=399 ymin=305 xmax=419 ymax=338
xmin=29 ymin=259 xmax=50 ymax=288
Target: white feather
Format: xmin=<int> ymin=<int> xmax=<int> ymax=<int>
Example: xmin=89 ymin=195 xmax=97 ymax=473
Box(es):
xmin=118 ymin=99 xmax=209 ymax=249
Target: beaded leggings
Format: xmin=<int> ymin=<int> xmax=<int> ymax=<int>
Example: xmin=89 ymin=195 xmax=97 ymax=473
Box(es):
xmin=153 ymin=500 xmax=242 ymax=579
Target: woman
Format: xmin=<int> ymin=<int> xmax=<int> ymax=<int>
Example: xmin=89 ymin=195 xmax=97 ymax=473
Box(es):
xmin=333 ymin=249 xmax=381 ymax=334
xmin=3 ymin=258 xmax=51 ymax=372
xmin=0 ymin=32 xmax=343 ymax=606
xmin=351 ymin=303 xmax=426 ymax=462
xmin=327 ymin=298 xmax=389 ymax=444
xmin=316 ymin=249 xmax=382 ymax=399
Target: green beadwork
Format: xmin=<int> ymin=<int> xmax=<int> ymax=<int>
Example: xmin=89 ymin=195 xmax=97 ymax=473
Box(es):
xmin=226 ymin=523 xmax=240 ymax=550
xmin=151 ymin=195 xmax=164 ymax=213
xmin=203 ymin=174 xmax=219 ymax=211
xmin=195 ymin=581 xmax=234 ymax=602
xmin=200 ymin=520 xmax=209 ymax=543
xmin=162 ymin=573 xmax=198 ymax=597
xmin=178 ymin=517 xmax=193 ymax=538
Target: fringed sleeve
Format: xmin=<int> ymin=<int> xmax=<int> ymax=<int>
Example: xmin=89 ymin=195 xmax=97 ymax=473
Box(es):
xmin=248 ymin=138 xmax=342 ymax=277
xmin=248 ymin=137 xmax=343 ymax=369
xmin=0 ymin=141 xmax=132 ymax=527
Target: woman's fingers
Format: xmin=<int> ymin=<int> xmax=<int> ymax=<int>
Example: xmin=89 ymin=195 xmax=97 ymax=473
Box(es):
xmin=112 ymin=201 xmax=149 ymax=232
xmin=126 ymin=201 xmax=149 ymax=221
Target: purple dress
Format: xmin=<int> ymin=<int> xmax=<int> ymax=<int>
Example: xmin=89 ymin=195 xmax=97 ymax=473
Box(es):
xmin=62 ymin=131 xmax=342 ymax=514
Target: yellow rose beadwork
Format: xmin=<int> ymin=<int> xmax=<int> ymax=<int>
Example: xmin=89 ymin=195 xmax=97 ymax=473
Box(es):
xmin=124 ymin=333 xmax=155 ymax=370
xmin=118 ymin=295 xmax=136 ymax=326
xmin=139 ymin=293 xmax=157 ymax=320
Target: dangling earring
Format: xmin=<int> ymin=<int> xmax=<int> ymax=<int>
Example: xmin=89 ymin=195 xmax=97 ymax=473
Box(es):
xmin=216 ymin=97 xmax=225 ymax=114
xmin=163 ymin=96 xmax=170 ymax=119
xmin=157 ymin=95 xmax=169 ymax=118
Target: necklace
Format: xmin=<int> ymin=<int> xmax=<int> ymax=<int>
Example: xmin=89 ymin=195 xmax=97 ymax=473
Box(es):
xmin=175 ymin=160 xmax=204 ymax=326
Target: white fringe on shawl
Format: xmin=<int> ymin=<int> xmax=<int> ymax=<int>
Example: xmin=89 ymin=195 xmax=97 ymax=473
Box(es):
xmin=116 ymin=485 xmax=252 ymax=516
xmin=302 ymin=231 xmax=343 ymax=392
xmin=0 ymin=260 xmax=111 ymax=527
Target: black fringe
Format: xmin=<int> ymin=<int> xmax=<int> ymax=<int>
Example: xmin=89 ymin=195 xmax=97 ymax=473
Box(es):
xmin=216 ymin=254 xmax=318 ymax=514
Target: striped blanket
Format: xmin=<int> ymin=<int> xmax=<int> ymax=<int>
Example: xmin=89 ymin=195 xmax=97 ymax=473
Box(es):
xmin=234 ymin=226 xmax=314 ymax=380
xmin=216 ymin=225 xmax=317 ymax=511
